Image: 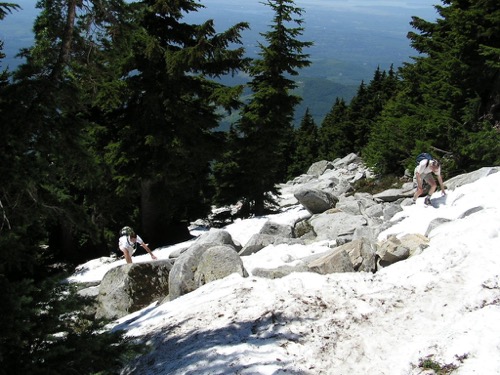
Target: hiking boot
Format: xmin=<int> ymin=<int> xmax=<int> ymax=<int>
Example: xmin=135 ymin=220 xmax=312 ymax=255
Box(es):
xmin=424 ymin=196 xmax=431 ymax=205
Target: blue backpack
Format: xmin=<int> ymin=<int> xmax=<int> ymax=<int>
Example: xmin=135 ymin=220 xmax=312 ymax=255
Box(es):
xmin=416 ymin=152 xmax=433 ymax=167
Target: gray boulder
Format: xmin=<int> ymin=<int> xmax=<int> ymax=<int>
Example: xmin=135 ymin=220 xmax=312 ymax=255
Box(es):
xmin=259 ymin=220 xmax=294 ymax=238
xmin=457 ymin=206 xmax=484 ymax=219
xmin=376 ymin=234 xmax=429 ymax=268
xmin=373 ymin=187 xmax=414 ymax=202
xmin=294 ymin=188 xmax=339 ymax=214
xmin=252 ymin=263 xmax=310 ymax=279
xmin=306 ymin=160 xmax=333 ymax=177
xmin=194 ymin=245 xmax=248 ymax=287
xmin=333 ymin=153 xmax=360 ymax=168
xmin=425 ymin=218 xmax=452 ymax=237
xmin=96 ymin=260 xmax=173 ymax=320
xmin=383 ymin=203 xmax=403 ymax=221
xmin=195 ymin=228 xmax=240 ymax=249
xmin=340 ymin=238 xmax=377 ymax=273
xmin=168 ymin=243 xmax=220 ymax=301
xmin=308 ymin=211 xmax=367 ymax=242
xmin=445 ymin=167 xmax=500 ymax=190
xmin=239 ymin=233 xmax=304 ymax=256
xmin=308 ymin=247 xmax=355 ymax=274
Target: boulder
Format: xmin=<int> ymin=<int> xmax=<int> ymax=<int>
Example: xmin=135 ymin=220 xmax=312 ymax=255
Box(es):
xmin=239 ymin=233 xmax=303 ymax=256
xmin=339 ymin=238 xmax=377 ymax=273
xmin=252 ymin=263 xmax=310 ymax=279
xmin=444 ymin=167 xmax=500 ymax=190
xmin=308 ymin=247 xmax=355 ymax=274
xmin=457 ymin=206 xmax=484 ymax=219
xmin=376 ymin=234 xmax=429 ymax=268
xmin=306 ymin=160 xmax=333 ymax=177
xmin=168 ymin=243 xmax=223 ymax=301
xmin=195 ymin=228 xmax=240 ymax=249
xmin=425 ymin=218 xmax=452 ymax=237
xmin=373 ymin=187 xmax=414 ymax=202
xmin=194 ymin=245 xmax=248 ymax=287
xmin=96 ymin=260 xmax=173 ymax=320
xmin=308 ymin=211 xmax=367 ymax=242
xmin=259 ymin=220 xmax=294 ymax=238
xmin=294 ymin=188 xmax=339 ymax=214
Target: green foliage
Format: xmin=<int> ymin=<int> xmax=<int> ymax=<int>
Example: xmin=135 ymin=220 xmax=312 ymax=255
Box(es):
xmin=287 ymin=108 xmax=320 ymax=178
xmin=363 ymin=0 xmax=500 ymax=175
xmin=0 ymin=2 xmax=20 ymax=20
xmin=93 ymin=0 xmax=250 ymax=244
xmin=230 ymin=0 xmax=313 ymax=215
xmin=0 ymin=276 xmax=142 ymax=375
xmin=417 ymin=355 xmax=463 ymax=374
xmin=319 ymin=97 xmax=352 ymax=160
xmin=318 ymin=66 xmax=400 ymax=168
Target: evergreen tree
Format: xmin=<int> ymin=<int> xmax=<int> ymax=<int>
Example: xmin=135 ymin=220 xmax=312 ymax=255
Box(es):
xmin=363 ymin=0 xmax=500 ymax=175
xmin=287 ymin=108 xmax=319 ymax=178
xmin=1 ymin=2 xmax=142 ymax=373
xmin=99 ymin=0 xmax=250 ymax=246
xmin=318 ymin=97 xmax=351 ymax=160
xmin=211 ymin=125 xmax=245 ymax=207
xmin=233 ymin=0 xmax=312 ymax=215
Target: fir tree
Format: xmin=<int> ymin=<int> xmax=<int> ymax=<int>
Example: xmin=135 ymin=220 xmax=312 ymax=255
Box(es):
xmin=97 ymin=0 xmax=250 ymax=245
xmin=363 ymin=0 xmax=500 ymax=174
xmin=233 ymin=0 xmax=312 ymax=215
xmin=288 ymin=108 xmax=319 ymax=178
xmin=318 ymin=97 xmax=351 ymax=160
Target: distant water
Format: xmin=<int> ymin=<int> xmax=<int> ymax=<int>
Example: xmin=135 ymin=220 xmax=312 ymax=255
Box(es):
xmin=1 ymin=0 xmax=438 ymax=76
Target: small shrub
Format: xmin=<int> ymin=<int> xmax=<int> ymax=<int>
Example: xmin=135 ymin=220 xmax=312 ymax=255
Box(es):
xmin=417 ymin=354 xmax=462 ymax=374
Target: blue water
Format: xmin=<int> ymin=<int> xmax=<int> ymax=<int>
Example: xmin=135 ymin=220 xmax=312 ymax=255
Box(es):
xmin=1 ymin=0 xmax=438 ymax=76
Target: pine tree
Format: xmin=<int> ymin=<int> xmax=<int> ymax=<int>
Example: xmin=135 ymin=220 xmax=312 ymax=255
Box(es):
xmin=0 ymin=2 xmax=142 ymax=373
xmin=288 ymin=108 xmax=319 ymax=178
xmin=233 ymin=0 xmax=312 ymax=215
xmin=363 ymin=0 xmax=500 ymax=174
xmin=318 ymin=97 xmax=351 ymax=160
xmin=95 ymin=0 xmax=250 ymax=245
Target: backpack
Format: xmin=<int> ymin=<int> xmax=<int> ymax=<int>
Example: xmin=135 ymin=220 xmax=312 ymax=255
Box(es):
xmin=119 ymin=226 xmax=134 ymax=237
xmin=416 ymin=152 xmax=433 ymax=167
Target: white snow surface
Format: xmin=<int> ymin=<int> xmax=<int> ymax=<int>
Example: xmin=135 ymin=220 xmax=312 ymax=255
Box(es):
xmin=68 ymin=171 xmax=500 ymax=375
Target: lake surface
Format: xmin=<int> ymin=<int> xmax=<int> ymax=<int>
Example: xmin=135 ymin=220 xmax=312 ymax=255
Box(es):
xmin=0 ymin=0 xmax=438 ymax=123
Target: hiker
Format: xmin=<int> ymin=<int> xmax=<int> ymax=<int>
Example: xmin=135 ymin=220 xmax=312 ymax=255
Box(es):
xmin=413 ymin=157 xmax=446 ymax=205
xmin=119 ymin=227 xmax=157 ymax=263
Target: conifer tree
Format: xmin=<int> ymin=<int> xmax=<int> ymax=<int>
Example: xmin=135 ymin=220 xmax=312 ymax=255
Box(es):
xmin=318 ymin=97 xmax=350 ymax=160
xmin=233 ymin=0 xmax=312 ymax=215
xmin=1 ymin=2 xmax=142 ymax=373
xmin=94 ymin=0 xmax=250 ymax=245
xmin=363 ymin=0 xmax=500 ymax=174
xmin=288 ymin=108 xmax=319 ymax=178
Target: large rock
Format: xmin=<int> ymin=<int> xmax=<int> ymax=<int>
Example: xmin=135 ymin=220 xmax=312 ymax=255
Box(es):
xmin=373 ymin=187 xmax=414 ymax=202
xmin=294 ymin=188 xmax=339 ymax=214
xmin=444 ymin=167 xmax=500 ymax=190
xmin=251 ymin=263 xmax=310 ymax=279
xmin=376 ymin=234 xmax=429 ymax=268
xmin=259 ymin=220 xmax=294 ymax=238
xmin=340 ymin=238 xmax=377 ymax=273
xmin=96 ymin=260 xmax=173 ymax=320
xmin=308 ymin=211 xmax=367 ymax=242
xmin=308 ymin=247 xmax=355 ymax=274
xmin=306 ymin=160 xmax=333 ymax=177
xmin=194 ymin=245 xmax=248 ymax=287
xmin=239 ymin=233 xmax=304 ymax=256
xmin=195 ymin=228 xmax=240 ymax=249
xmin=168 ymin=243 xmax=217 ymax=301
